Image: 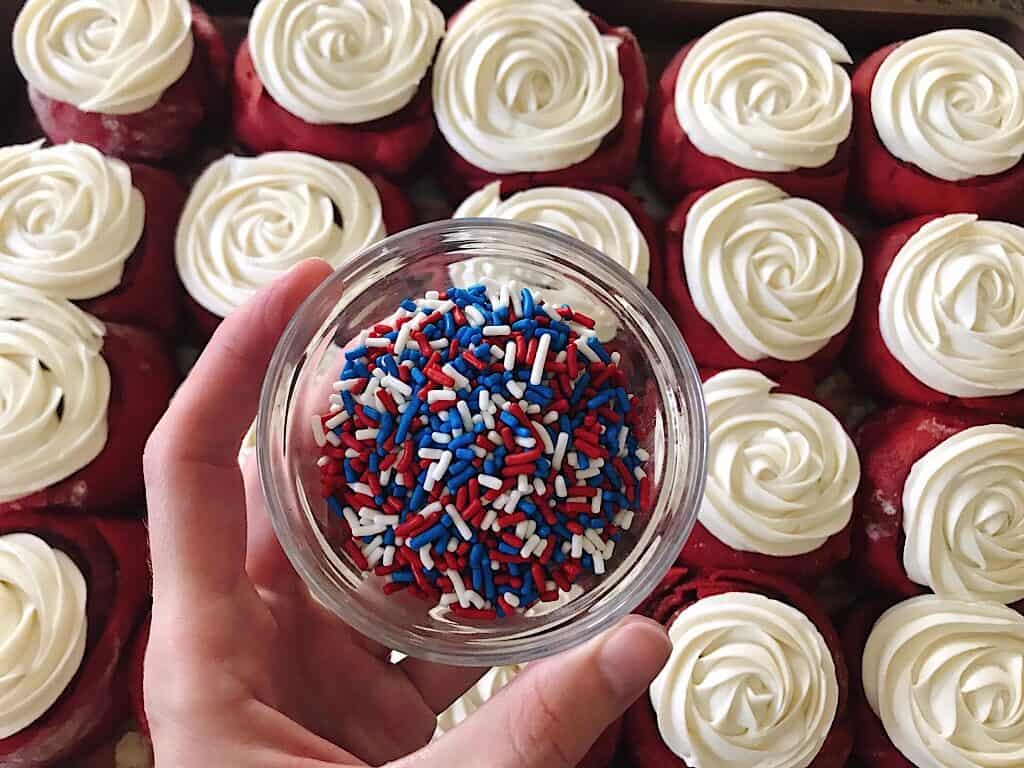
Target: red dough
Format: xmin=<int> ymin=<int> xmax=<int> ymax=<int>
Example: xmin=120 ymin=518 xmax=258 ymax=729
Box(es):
xmin=184 ymin=173 xmax=417 ymax=340
xmin=232 ymin=42 xmax=435 ymax=178
xmin=0 ymin=323 xmax=177 ymax=516
xmin=655 ymin=189 xmax=853 ymax=379
xmin=649 ymin=43 xmax=851 ymax=208
xmin=0 ymin=513 xmax=150 ymax=766
xmin=129 ymin=617 xmax=150 ymax=736
xmin=853 ymin=43 xmax=1024 ymax=223
xmin=624 ymin=568 xmax=853 ymax=768
xmin=841 ymin=600 xmax=915 ymax=768
xmin=78 ymin=163 xmax=185 ymax=337
xmin=850 ymin=215 xmax=1024 ymax=417
xmin=853 ymin=405 xmax=989 ymax=599
xmin=437 ymin=15 xmax=648 ymax=201
xmin=28 ymin=5 xmax=228 ymax=163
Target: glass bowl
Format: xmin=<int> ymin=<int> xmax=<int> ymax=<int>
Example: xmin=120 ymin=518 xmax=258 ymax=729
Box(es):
xmin=258 ymin=219 xmax=707 ymax=667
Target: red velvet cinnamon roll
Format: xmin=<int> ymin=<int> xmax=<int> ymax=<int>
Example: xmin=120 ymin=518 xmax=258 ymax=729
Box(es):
xmin=853 ymin=31 xmax=1024 ymax=222
xmin=855 ymin=405 xmax=1024 ymax=606
xmin=656 ymin=178 xmax=862 ymax=378
xmin=233 ymin=0 xmax=444 ymax=177
xmin=649 ymin=12 xmax=852 ymax=208
xmin=626 ymin=568 xmax=853 ymax=768
xmin=0 ymin=141 xmax=184 ymax=336
xmin=432 ymin=0 xmax=647 ymax=199
xmin=15 ymin=1 xmax=228 ymax=163
xmin=175 ymin=151 xmax=415 ymax=339
xmin=851 ymin=214 xmax=1024 ymax=417
xmin=677 ymin=369 xmax=857 ymax=582
xmin=0 ymin=512 xmax=149 ymax=766
xmin=845 ymin=595 xmax=1024 ymax=768
xmin=0 ymin=291 xmax=176 ymax=515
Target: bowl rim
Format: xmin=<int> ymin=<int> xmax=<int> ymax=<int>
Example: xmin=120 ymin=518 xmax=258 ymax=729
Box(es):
xmin=258 ymin=218 xmax=708 ymax=666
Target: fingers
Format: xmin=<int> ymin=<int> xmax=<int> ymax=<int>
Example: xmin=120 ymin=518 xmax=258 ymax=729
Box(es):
xmin=413 ymin=616 xmax=671 ymax=768
xmin=146 ymin=260 xmax=333 ymax=599
xmin=242 ymin=453 xmax=295 ymax=590
xmin=397 ymin=659 xmax=486 ymax=714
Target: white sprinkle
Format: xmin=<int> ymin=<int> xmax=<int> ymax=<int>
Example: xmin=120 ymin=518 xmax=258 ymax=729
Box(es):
xmin=419 ymin=545 xmax=435 ymax=570
xmin=430 ymin=338 xmax=449 ymax=349
xmin=465 ymin=590 xmax=486 ymax=609
xmin=472 ymin=445 xmax=487 ymax=459
xmin=317 ymin=455 xmax=331 ymax=467
xmin=492 ymin=393 xmax=508 ymax=408
xmin=517 ymin=475 xmax=532 ymax=494
xmin=419 ymin=448 xmax=444 ymax=460
xmin=480 ymin=508 xmax=498 ymax=531
xmin=504 ymin=340 xmax=516 ymax=371
xmin=582 ymin=537 xmax=596 ymax=555
xmin=530 ymin=333 xmax=551 ymax=386
xmin=427 ymin=389 xmax=456 ymax=404
xmin=367 ymin=547 xmax=385 ymax=568
xmin=355 ymin=428 xmax=379 ymax=441
xmin=636 ymin=448 xmax=651 ymax=462
xmin=504 ymin=592 xmax=521 ymax=608
xmin=506 ymin=380 xmax=525 ymax=399
xmin=519 ymin=535 xmax=540 ymax=559
xmin=479 ymin=390 xmax=490 ymax=412
xmin=382 ymin=375 xmax=412 ymax=398
xmin=382 ymin=546 xmax=395 ymax=567
xmin=442 ymin=363 xmax=470 ymax=390
xmin=325 ymin=431 xmax=342 ymax=447
xmin=371 ymin=368 xmax=385 ymax=379
xmin=447 ymin=537 xmax=459 ymax=552
xmin=312 ymin=415 xmax=326 ymax=447
xmin=431 ymin=450 xmax=453 ymax=481
xmin=593 ymin=552 xmax=606 ymax=575
xmin=482 ymin=410 xmax=496 ymax=429
xmin=439 ymin=592 xmax=458 ymax=607
xmin=333 ymin=378 xmax=363 ymax=392
xmin=533 ymin=478 xmax=546 ymax=495
xmin=543 ymin=411 xmax=559 ymax=424
xmin=344 ymin=447 xmax=359 ymax=458
xmin=364 ymin=337 xmax=389 ymax=348
xmin=571 ymin=535 xmax=584 ymax=559
xmin=592 ymin=493 xmax=602 ymax=516
xmin=437 ymin=300 xmax=456 ymax=315
xmin=329 ymin=394 xmax=344 ymax=406
xmin=488 ymin=430 xmax=503 ymax=445
xmin=506 ymin=490 xmax=522 ymax=513
xmin=362 ymin=535 xmax=383 ymax=555
xmin=618 ymin=426 xmax=630 ymax=457
xmin=394 ymin=323 xmax=412 ymax=354
xmin=567 ymin=451 xmax=579 ymax=468
xmin=554 ymin=475 xmax=568 ymax=498
xmin=479 ymin=474 xmax=502 ymax=490
xmin=490 ymin=345 xmax=504 ymax=359
xmin=374 ymin=514 xmax=400 ymax=527
xmin=446 ymin=504 xmax=473 ymax=541
xmin=449 ymin=570 xmax=469 ymax=607
xmin=534 ymin=539 xmax=548 ymax=558
xmin=348 ymin=482 xmax=373 ymax=496
xmin=553 ymin=432 xmax=569 ymax=471
xmin=634 ymin=467 xmax=647 ymax=481
xmin=329 ymin=402 xmax=343 ymax=414
xmin=611 ymin=351 xmax=621 ymax=365
xmin=457 ymin=400 xmax=473 ymax=431
xmin=618 ymin=510 xmax=635 ymax=530
xmin=533 ymin=421 xmax=554 ymax=453
xmin=325 ymin=410 xmax=351 ymax=430
xmin=515 ymin=519 xmax=529 ymax=540
xmin=425 ymin=290 xmax=440 ymax=300
xmin=602 ymin=540 xmax=615 ymax=560
xmin=420 ymin=501 xmax=443 ymax=517
xmin=576 ymin=337 xmax=600 ymax=363
xmin=526 ymin=404 xmax=541 ymax=415
xmin=584 ymin=528 xmax=604 ymax=549
xmin=510 ymin=288 xmax=523 ymax=318
xmin=465 ymin=305 xmax=487 ymax=326
xmin=432 ymin=432 xmax=452 ymax=444
xmin=350 ymin=524 xmax=386 ymax=537
xmin=342 ymin=507 xmax=359 ymax=529
xmin=514 ymin=436 xmax=536 ymax=449
xmin=423 ymin=474 xmax=437 ymax=492
xmin=357 ymin=506 xmax=381 ymax=519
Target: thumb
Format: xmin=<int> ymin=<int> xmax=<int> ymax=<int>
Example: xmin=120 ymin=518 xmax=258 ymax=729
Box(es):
xmin=411 ymin=616 xmax=671 ymax=768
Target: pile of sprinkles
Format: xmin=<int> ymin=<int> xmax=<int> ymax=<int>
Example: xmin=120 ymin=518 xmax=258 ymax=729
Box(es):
xmin=312 ymin=283 xmax=651 ymax=620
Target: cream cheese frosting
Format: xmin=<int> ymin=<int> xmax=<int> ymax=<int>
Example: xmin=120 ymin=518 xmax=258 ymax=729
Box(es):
xmin=434 ymin=665 xmax=522 ymax=736
xmin=14 ymin=0 xmax=194 ymax=115
xmin=249 ymin=0 xmax=444 ymax=125
xmin=675 ymin=11 xmax=852 ymax=172
xmin=432 ymin=0 xmax=624 ymax=174
xmin=701 ymin=370 xmax=858 ymax=556
xmin=871 ymin=29 xmax=1024 ymax=182
xmin=0 ymin=141 xmax=144 ymax=300
xmin=176 ymin=152 xmax=386 ymax=318
xmin=0 ymin=291 xmax=110 ymax=503
xmin=650 ymin=591 xmax=838 ymax=768
xmin=683 ymin=179 xmax=862 ymax=361
xmin=878 ymin=214 xmax=1024 ymax=398
xmin=863 ymin=594 xmax=1024 ymax=768
xmin=0 ymin=533 xmax=88 ymax=738
xmin=902 ymin=424 xmax=1024 ymax=604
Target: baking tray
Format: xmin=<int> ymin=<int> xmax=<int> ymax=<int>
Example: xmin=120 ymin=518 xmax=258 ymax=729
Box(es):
xmin=1 ymin=1 xmax=1021 ymax=766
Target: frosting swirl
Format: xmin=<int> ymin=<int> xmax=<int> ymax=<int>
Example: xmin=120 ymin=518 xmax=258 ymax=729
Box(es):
xmin=701 ymin=370 xmax=858 ymax=556
xmin=176 ymin=152 xmax=386 ymax=318
xmin=871 ymin=29 xmax=1024 ymax=182
xmin=650 ymin=591 xmax=838 ymax=768
xmin=0 ymin=533 xmax=88 ymax=738
xmin=432 ymin=0 xmax=623 ymax=173
xmin=902 ymin=424 xmax=1024 ymax=604
xmin=14 ymin=0 xmax=194 ymax=115
xmin=434 ymin=665 xmax=522 ymax=736
xmin=248 ymin=0 xmax=444 ymax=125
xmin=879 ymin=214 xmax=1024 ymax=398
xmin=0 ymin=291 xmax=110 ymax=503
xmin=684 ymin=179 xmax=862 ymax=361
xmin=0 ymin=141 xmax=144 ymax=300
xmin=863 ymin=594 xmax=1024 ymax=768
xmin=674 ymin=11 xmax=852 ymax=172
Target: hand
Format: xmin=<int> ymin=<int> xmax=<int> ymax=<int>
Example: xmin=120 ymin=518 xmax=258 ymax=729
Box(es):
xmin=143 ymin=259 xmax=672 ymax=768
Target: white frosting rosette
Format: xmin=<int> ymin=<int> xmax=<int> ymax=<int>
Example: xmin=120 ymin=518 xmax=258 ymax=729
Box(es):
xmin=176 ymin=152 xmax=386 ymax=318
xmin=433 ymin=0 xmax=624 ymax=174
xmin=0 ymin=290 xmax=110 ymax=503
xmin=683 ymin=179 xmax=862 ymax=362
xmin=871 ymin=29 xmax=1024 ymax=182
xmin=700 ymin=370 xmax=858 ymax=557
xmin=450 ymin=181 xmax=648 ymax=341
xmin=0 ymin=533 xmax=88 ymax=738
xmin=902 ymin=424 xmax=1024 ymax=604
xmin=650 ymin=591 xmax=839 ymax=768
xmin=14 ymin=0 xmax=194 ymax=115
xmin=434 ymin=665 xmax=522 ymax=736
xmin=675 ymin=11 xmax=852 ymax=172
xmin=0 ymin=141 xmax=144 ymax=300
xmin=878 ymin=214 xmax=1024 ymax=398
xmin=863 ymin=594 xmax=1024 ymax=768
xmin=248 ymin=0 xmax=444 ymax=125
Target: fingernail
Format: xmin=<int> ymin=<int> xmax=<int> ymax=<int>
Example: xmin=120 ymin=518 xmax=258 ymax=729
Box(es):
xmin=599 ymin=616 xmax=673 ymax=700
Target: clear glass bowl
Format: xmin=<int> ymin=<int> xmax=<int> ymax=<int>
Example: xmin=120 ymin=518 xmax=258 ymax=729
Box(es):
xmin=258 ymin=219 xmax=707 ymax=667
